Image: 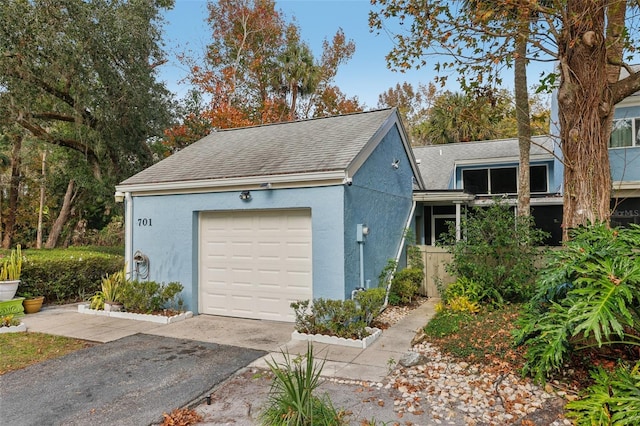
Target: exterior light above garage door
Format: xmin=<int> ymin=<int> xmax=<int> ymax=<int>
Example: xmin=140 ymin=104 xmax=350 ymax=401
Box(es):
xmin=239 ymin=191 xmax=252 ymax=201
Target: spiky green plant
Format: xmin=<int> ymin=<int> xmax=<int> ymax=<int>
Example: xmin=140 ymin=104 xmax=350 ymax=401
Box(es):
xmin=259 ymin=343 xmax=346 ymax=425
xmin=0 ymin=245 xmax=22 ymax=281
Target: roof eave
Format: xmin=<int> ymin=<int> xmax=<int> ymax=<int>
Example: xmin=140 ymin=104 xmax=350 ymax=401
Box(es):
xmin=115 ymin=170 xmax=348 ymax=197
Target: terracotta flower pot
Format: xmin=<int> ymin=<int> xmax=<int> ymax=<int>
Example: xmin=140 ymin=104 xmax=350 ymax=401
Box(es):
xmin=23 ymin=296 xmax=45 ymax=314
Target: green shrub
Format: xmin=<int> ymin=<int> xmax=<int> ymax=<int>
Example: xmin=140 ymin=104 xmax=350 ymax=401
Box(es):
xmin=291 ymin=288 xmax=385 ymax=339
xmin=378 ymin=259 xmax=397 ymax=288
xmin=389 ymin=267 xmax=423 ymax=305
xmin=441 ymin=277 xmax=483 ymax=304
xmin=354 ymin=287 xmax=385 ymax=325
xmin=120 ymin=280 xmax=183 ymax=313
xmin=18 ymin=248 xmax=124 ymax=303
xmin=567 ymin=362 xmax=640 ymax=426
xmin=516 ymin=223 xmax=640 ymax=383
xmin=440 ymin=200 xmax=548 ymax=305
xmin=260 ymin=343 xmax=346 ymax=425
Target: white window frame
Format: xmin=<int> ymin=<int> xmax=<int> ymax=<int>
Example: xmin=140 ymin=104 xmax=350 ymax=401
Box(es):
xmin=609 ymin=117 xmax=639 ymax=148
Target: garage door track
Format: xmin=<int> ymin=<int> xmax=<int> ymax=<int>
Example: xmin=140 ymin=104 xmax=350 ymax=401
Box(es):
xmin=0 ymin=334 xmax=266 ymax=425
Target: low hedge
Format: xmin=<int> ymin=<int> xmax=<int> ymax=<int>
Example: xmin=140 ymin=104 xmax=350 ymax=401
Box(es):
xmin=290 ymin=287 xmax=386 ymax=339
xmin=15 ymin=247 xmax=124 ymax=304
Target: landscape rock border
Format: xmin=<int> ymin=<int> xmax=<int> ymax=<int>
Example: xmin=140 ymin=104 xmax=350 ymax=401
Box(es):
xmin=77 ymin=304 xmax=193 ymax=324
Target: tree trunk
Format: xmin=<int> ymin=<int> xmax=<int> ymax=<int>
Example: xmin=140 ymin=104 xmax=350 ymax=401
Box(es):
xmin=2 ymin=133 xmax=22 ymax=249
xmin=514 ymin=12 xmax=532 ymax=218
xmin=557 ymin=0 xmax=613 ymax=241
xmin=36 ymin=151 xmax=47 ymax=249
xmin=45 ymin=179 xmax=76 ymax=249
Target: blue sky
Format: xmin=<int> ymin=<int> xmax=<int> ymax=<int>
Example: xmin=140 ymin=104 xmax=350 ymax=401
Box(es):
xmin=159 ymin=0 xmax=443 ymax=108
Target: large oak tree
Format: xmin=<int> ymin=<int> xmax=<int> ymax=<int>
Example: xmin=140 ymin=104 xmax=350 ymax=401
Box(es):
xmin=0 ymin=0 xmax=175 ymax=247
xmin=371 ymin=0 xmax=640 ymax=239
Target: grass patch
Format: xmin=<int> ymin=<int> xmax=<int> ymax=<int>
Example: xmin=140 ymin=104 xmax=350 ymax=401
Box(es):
xmin=0 ymin=332 xmax=94 ymax=375
xmin=424 ymin=304 xmax=525 ymax=370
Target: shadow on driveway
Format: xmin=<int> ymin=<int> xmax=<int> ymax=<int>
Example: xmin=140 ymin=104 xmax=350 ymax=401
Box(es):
xmin=0 ymin=334 xmax=266 ymax=425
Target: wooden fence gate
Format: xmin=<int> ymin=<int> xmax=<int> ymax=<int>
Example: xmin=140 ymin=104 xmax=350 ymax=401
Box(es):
xmin=418 ymin=246 xmax=455 ymax=298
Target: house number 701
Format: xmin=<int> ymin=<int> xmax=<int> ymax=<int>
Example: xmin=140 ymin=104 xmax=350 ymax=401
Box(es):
xmin=138 ymin=218 xmax=152 ymax=226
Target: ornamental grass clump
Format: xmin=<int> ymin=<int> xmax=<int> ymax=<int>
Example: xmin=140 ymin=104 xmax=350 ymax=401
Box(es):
xmin=259 ymin=343 xmax=347 ymax=426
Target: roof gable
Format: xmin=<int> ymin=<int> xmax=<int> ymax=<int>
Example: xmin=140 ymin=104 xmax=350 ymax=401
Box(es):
xmin=120 ymin=109 xmax=407 ymax=189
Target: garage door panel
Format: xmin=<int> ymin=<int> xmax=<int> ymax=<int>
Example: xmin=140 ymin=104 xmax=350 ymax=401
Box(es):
xmin=199 ymin=209 xmax=312 ymax=322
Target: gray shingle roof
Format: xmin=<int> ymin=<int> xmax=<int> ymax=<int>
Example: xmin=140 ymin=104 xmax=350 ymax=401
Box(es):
xmin=412 ymin=135 xmax=557 ymax=190
xmin=120 ymin=109 xmax=397 ymax=186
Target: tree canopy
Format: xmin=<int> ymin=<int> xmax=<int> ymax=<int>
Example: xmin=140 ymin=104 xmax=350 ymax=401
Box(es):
xmin=0 ymin=0 xmax=175 ymax=181
xmin=163 ymin=0 xmax=363 ymax=151
xmin=0 ymin=0 xmax=175 ymax=247
xmin=371 ymin=0 xmax=640 ymax=238
xmin=377 ymin=83 xmax=550 ymax=145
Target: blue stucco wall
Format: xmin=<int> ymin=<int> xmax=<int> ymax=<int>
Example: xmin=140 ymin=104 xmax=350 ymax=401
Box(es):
xmin=613 ymin=104 xmax=640 ymax=120
xmin=343 ymin=123 xmax=415 ymax=298
xmin=552 ymin=103 xmax=640 ymax=188
xmin=610 ymin=105 xmax=640 ymax=182
xmin=610 ymin=146 xmax=640 ymax=182
xmin=127 ymin=186 xmax=345 ymax=313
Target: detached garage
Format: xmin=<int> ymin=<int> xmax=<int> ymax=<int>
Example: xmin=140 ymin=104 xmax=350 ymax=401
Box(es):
xmin=116 ymin=108 xmax=424 ymax=322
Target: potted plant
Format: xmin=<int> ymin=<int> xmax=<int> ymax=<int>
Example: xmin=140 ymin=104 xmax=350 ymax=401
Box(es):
xmin=0 ymin=245 xmax=23 ymax=301
xmin=19 ymin=291 xmax=45 ymax=314
xmin=90 ymin=269 xmax=125 ymax=312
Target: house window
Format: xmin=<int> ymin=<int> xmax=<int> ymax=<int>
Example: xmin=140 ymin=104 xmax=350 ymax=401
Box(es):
xmin=530 ymin=165 xmax=548 ymax=193
xmin=609 ymin=118 xmax=639 ymax=148
xmin=462 ymin=169 xmax=489 ymax=194
xmin=462 ymin=165 xmax=549 ymax=195
xmin=490 ymin=168 xmax=517 ymax=193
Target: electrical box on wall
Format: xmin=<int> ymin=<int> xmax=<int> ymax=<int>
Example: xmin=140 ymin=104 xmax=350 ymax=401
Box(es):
xmin=356 ymin=224 xmax=369 ymax=242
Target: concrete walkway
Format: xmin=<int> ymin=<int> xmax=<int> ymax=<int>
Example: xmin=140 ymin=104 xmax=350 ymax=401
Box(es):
xmin=21 ymin=299 xmax=437 ymax=383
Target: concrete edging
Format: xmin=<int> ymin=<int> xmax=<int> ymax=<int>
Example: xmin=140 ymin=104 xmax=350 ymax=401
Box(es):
xmin=291 ymin=327 xmax=381 ymax=349
xmin=77 ymin=304 xmax=193 ymax=324
xmin=0 ymin=322 xmax=27 ymax=333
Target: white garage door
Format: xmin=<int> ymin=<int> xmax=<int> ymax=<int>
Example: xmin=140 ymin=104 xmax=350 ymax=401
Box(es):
xmin=199 ymin=209 xmax=312 ymax=322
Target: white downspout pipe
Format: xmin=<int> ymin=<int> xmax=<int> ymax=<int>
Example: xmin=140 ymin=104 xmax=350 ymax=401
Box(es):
xmin=124 ymin=192 xmax=133 ymax=277
xmin=383 ymin=200 xmax=417 ymax=308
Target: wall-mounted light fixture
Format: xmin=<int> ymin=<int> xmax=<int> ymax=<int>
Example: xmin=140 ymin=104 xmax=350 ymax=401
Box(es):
xmin=260 ymin=182 xmax=272 ymax=189
xmin=114 ymin=191 xmax=125 ymax=203
xmin=239 ymin=190 xmax=252 ymax=201
xmin=392 ymin=159 xmax=400 ymax=169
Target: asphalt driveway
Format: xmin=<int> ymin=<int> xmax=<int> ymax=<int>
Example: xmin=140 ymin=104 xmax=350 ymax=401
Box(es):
xmin=0 ymin=333 xmax=266 ymax=425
